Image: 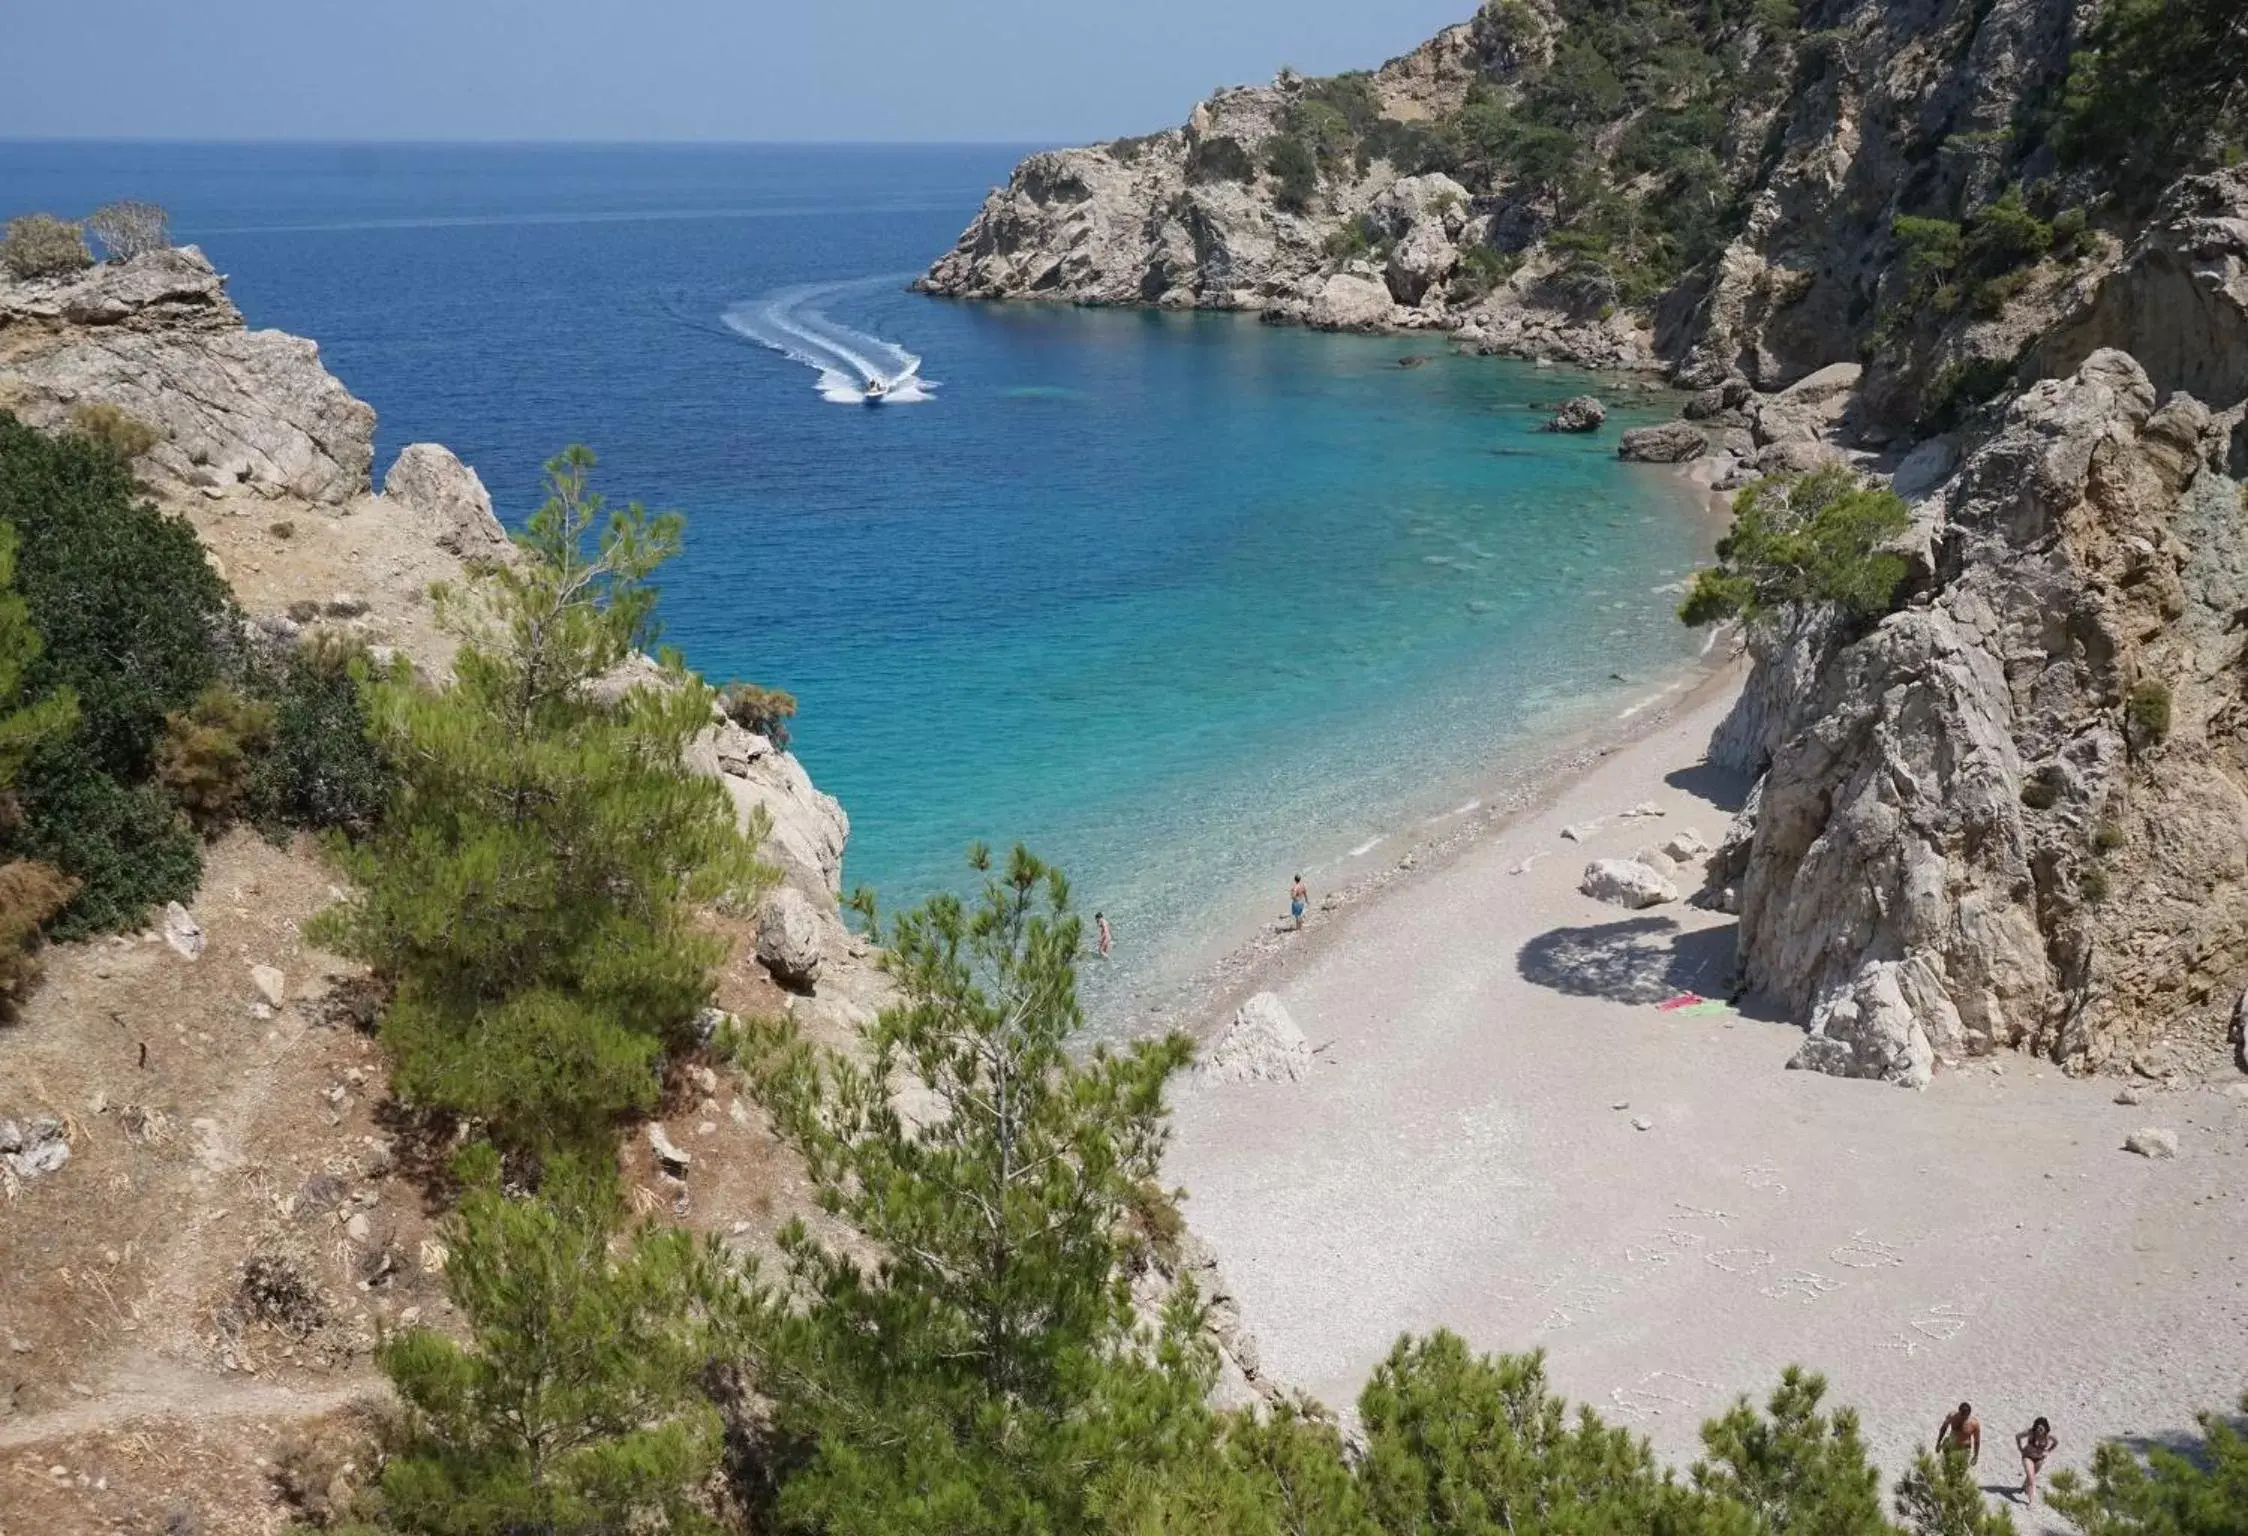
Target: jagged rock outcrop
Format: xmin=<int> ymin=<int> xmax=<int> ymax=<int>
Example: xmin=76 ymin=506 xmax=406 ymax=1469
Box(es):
xmin=1200 ymin=993 xmax=1315 ymax=1083
xmin=0 ymin=247 xmax=375 ymax=503
xmin=1717 ymin=348 xmax=2248 ymax=1079
xmin=382 ymin=444 xmax=509 ymax=558
xmin=2030 ymin=167 xmax=2248 ymax=444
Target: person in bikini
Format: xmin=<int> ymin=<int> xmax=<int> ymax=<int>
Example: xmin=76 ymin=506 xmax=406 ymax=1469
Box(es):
xmin=2016 ymin=1416 xmax=2058 ymax=1505
xmin=1095 ymin=911 xmax=1113 ymax=959
xmin=1936 ymin=1402 xmax=1981 ymax=1465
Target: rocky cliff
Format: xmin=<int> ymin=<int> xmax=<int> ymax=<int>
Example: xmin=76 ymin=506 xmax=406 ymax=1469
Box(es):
xmin=1704 ymin=170 xmax=2248 ymax=1084
xmin=922 ymin=0 xmax=2240 ymax=431
xmin=0 ymin=248 xmax=874 ymax=1018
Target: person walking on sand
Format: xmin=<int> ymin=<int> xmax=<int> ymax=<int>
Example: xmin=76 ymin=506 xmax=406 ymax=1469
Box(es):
xmin=2016 ymin=1416 xmax=2057 ymax=1506
xmin=1289 ymin=875 xmax=1309 ymax=931
xmin=1936 ymin=1402 xmax=1981 ymax=1465
xmin=1095 ymin=911 xmax=1113 ymax=959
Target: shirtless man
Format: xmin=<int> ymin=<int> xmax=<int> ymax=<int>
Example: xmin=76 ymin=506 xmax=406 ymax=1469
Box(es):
xmin=1936 ymin=1402 xmax=1981 ymax=1464
xmin=1289 ymin=874 xmax=1309 ymax=931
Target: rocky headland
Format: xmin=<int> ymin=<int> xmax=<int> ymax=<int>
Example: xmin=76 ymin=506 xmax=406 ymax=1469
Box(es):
xmin=926 ymin=0 xmax=2248 ymax=1088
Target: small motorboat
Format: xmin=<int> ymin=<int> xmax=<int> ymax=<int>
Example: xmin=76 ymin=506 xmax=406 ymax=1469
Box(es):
xmin=861 ymin=375 xmax=889 ymax=406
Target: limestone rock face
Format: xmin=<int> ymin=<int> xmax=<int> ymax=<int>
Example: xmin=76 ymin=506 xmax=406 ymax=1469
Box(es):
xmin=0 ymin=248 xmax=375 ymax=504
xmin=2032 ymin=168 xmax=2248 ymax=423
xmin=1719 ymin=349 xmax=2248 ymax=1075
xmin=1579 ymin=858 xmax=1679 ymax=909
xmin=686 ymin=716 xmax=849 ymax=901
xmin=1309 ymin=273 xmax=1400 ymax=332
xmin=1617 ymin=422 xmax=1709 ymax=463
xmin=383 ymin=444 xmax=509 ymax=557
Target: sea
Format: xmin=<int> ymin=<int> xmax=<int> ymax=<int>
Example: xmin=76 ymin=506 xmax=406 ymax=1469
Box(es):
xmin=1 ymin=142 xmax=1719 ymax=1014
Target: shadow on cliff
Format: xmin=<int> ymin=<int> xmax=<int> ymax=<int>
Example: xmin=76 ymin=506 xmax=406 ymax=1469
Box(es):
xmin=1515 ymin=916 xmax=1739 ymax=1006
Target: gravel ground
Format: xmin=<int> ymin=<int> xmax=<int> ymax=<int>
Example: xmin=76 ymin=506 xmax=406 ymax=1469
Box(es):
xmin=1168 ymin=682 xmax=2248 ymax=1525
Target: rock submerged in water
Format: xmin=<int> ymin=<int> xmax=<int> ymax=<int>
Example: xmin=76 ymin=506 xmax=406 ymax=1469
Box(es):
xmin=1543 ymin=395 xmax=1607 ymax=433
xmin=1201 ymin=993 xmax=1313 ymax=1084
xmin=1579 ymin=858 xmax=1679 ymax=909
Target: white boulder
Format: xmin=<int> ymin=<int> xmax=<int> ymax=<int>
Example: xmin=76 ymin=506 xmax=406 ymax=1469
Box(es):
xmin=1201 ymin=993 xmax=1313 ymax=1084
xmin=1579 ymin=859 xmax=1680 ymax=909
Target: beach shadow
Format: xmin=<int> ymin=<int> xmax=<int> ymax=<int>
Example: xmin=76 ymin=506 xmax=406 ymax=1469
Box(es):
xmin=1663 ymin=759 xmax=1753 ymax=813
xmin=1516 ymin=916 xmax=1737 ymax=1005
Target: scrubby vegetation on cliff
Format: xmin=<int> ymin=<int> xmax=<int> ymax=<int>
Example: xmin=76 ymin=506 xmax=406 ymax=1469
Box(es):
xmin=0 ymin=413 xmax=390 ymax=949
xmin=310 ymin=447 xmax=772 ymax=1162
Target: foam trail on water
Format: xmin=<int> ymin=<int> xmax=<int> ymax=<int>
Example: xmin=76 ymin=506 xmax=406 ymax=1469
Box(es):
xmin=722 ymin=277 xmax=936 ymax=404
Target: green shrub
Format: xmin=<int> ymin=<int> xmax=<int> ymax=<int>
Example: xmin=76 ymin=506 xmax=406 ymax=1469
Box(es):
xmin=2081 ymin=863 xmax=2113 ymax=904
xmin=1892 ymin=216 xmax=1963 ymax=293
xmin=0 ymin=215 xmax=91 ymax=281
xmin=0 ymin=414 xmax=232 ymax=783
xmin=241 ymin=636 xmax=393 ymax=838
xmin=2061 ymin=0 xmax=2248 ymax=186
xmin=371 ymin=1151 xmax=729 ymax=1535
xmin=1266 ymin=134 xmax=1321 ymax=212
xmin=13 ymin=739 xmax=202 ymax=940
xmin=311 ymin=447 xmax=770 ymax=1160
xmin=64 ymin=403 xmax=161 ymax=464
xmin=83 ymin=201 xmax=170 ymax=262
xmin=2127 ymin=678 xmax=2173 ymax=746
xmin=716 ymin=679 xmax=796 ymax=748
xmin=2049 ymin=1391 xmax=2248 ymax=1532
xmin=1963 ymin=186 xmax=2052 ymax=274
xmin=1185 ymin=134 xmax=1256 ymax=184
xmin=1680 ymin=467 xmax=1912 ymax=629
xmin=1895 ymin=1445 xmax=2018 ymax=1535
xmin=2051 ymin=205 xmax=2091 ymax=258
xmin=2094 ymin=818 xmax=2127 ymax=852
xmin=156 ymin=685 xmax=274 ymax=833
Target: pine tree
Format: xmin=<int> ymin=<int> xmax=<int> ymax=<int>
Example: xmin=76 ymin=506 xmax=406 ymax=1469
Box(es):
xmin=735 ymin=843 xmax=1202 ymax=1533
xmin=1355 ymin=1333 xmax=1706 ymax=1534
xmin=363 ymin=1150 xmax=732 ymax=1535
xmin=2048 ymin=1394 xmax=2248 ymax=1535
xmin=1895 ymin=1446 xmax=2017 ymax=1536
xmin=313 ymin=446 xmax=768 ymax=1158
xmin=1692 ymin=1367 xmax=1895 ymax=1535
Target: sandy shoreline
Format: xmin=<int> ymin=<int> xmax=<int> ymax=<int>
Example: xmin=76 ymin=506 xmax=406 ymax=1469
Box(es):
xmin=1163 ymin=676 xmax=2248 ymax=1524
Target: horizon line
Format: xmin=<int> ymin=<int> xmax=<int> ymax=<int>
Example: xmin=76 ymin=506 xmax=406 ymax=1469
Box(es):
xmin=0 ymin=135 xmax=1076 ymax=150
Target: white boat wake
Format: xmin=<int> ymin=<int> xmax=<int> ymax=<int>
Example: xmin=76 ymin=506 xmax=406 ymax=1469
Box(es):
xmin=721 ymin=277 xmax=936 ymax=404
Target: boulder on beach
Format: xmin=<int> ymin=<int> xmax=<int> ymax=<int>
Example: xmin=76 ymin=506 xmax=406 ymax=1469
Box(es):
xmin=2124 ymin=1127 xmax=2179 ymax=1159
xmin=1201 ymin=993 xmax=1314 ymax=1084
xmin=1579 ymin=858 xmax=1679 ymax=909
xmin=1617 ymin=422 xmax=1709 ymax=463
xmin=1543 ymin=395 xmax=1607 ymax=433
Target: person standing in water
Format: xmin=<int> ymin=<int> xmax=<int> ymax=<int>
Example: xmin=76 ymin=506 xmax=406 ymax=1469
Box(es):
xmin=1095 ymin=911 xmax=1113 ymax=959
xmin=2016 ymin=1417 xmax=2057 ymax=1506
xmin=1289 ymin=874 xmax=1309 ymax=931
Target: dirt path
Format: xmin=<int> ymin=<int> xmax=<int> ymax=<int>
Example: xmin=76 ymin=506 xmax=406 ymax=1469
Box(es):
xmin=0 ymin=1354 xmax=377 ymax=1449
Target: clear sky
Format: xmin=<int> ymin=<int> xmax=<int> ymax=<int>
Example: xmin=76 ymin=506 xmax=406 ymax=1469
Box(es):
xmin=4 ymin=1 xmax=1478 ymax=144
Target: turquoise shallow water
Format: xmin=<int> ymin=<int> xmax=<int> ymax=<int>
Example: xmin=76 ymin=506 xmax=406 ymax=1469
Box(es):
xmin=1 ymin=143 xmax=1717 ymax=1007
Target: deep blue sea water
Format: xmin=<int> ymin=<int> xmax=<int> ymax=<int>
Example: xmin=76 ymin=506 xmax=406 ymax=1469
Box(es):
xmin=1 ymin=143 xmax=1717 ymax=1005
